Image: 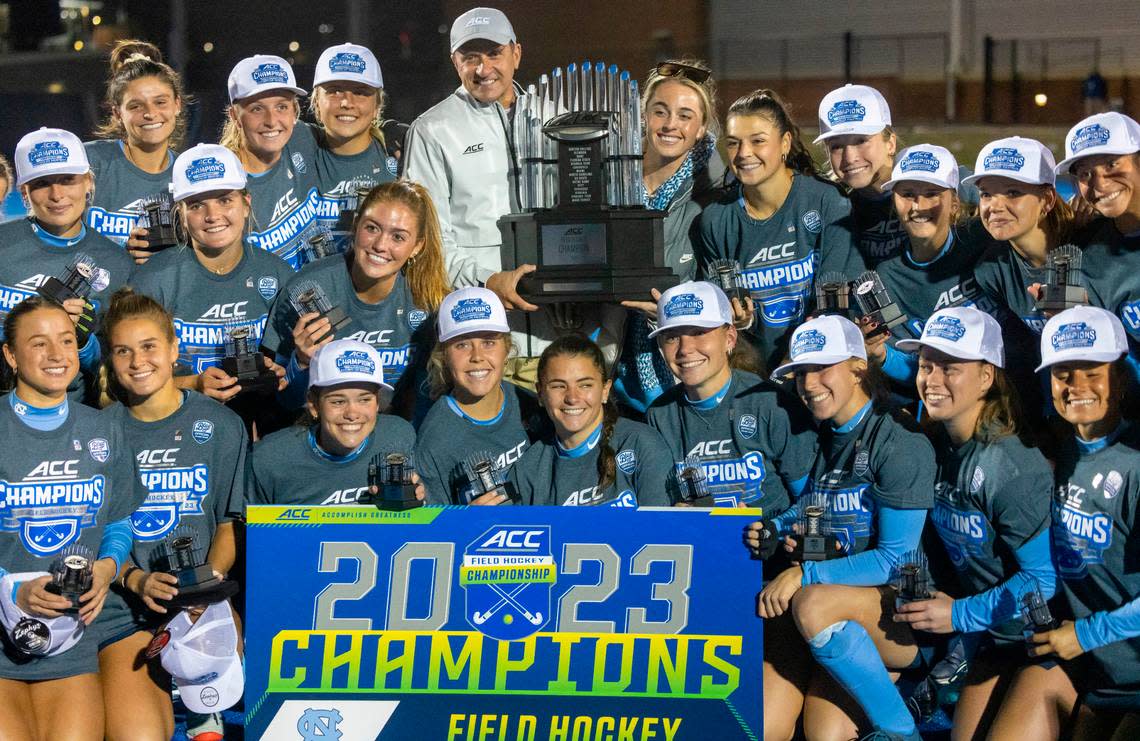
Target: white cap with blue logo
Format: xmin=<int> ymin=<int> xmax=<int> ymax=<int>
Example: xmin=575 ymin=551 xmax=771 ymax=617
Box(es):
xmin=438 ymin=286 xmax=510 ymax=342
xmin=450 ymin=7 xmax=516 ymax=54
xmin=882 ymin=144 xmax=959 ymax=192
xmin=1036 ymin=305 xmax=1128 ymax=372
xmin=961 ymin=136 xmax=1056 ymax=188
xmin=314 ymin=43 xmax=383 ymax=89
xmin=814 ymin=84 xmax=892 ymax=144
xmin=648 ymin=281 xmax=733 ymax=338
xmin=1056 ymin=112 xmax=1140 ymax=175
xmin=896 ymin=306 xmax=1005 ymax=367
xmin=171 ymin=144 xmax=247 ymax=202
xmin=14 ymin=127 xmax=89 ymax=187
xmin=309 ymin=338 xmax=392 ymax=391
xmin=772 ymin=315 xmax=867 ymax=379
xmin=227 ymin=54 xmax=307 ymax=103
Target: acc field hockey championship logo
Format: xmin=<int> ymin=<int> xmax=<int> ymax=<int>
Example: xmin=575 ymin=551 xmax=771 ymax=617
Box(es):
xmin=0 ymin=460 xmax=105 ymax=555
xmin=461 ymin=526 xmax=556 ymax=641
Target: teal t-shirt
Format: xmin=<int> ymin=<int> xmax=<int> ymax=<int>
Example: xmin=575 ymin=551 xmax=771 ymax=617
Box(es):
xmin=851 ymin=190 xmax=907 ymax=267
xmin=243 ymin=128 xmax=324 ymax=270
xmin=306 ymin=123 xmax=397 ymax=253
xmin=84 ymin=139 xmax=176 ymax=246
xmin=1079 ymin=218 xmax=1140 ymax=359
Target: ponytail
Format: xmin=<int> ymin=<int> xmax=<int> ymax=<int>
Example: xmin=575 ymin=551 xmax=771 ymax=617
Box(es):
xmin=727 ymin=89 xmax=816 ymax=175
xmin=95 ymin=40 xmax=188 ymax=149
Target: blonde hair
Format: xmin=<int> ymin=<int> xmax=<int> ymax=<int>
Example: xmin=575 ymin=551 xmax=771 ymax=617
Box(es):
xmin=642 ymin=58 xmax=720 ymax=137
xmin=426 ymin=332 xmax=516 ymax=399
xmin=220 ymin=96 xmax=302 ymax=155
xmin=309 ymin=85 xmax=387 ymax=149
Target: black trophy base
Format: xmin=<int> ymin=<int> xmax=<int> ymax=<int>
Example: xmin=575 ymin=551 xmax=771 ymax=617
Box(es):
xmin=793 ymin=534 xmax=840 ymax=562
xmin=166 ymin=571 xmax=240 ymax=609
xmin=44 ymin=584 xmax=83 ymax=614
xmin=220 ymin=354 xmax=278 ymax=395
xmin=378 ymin=483 xmax=422 ymax=511
xmin=682 ymin=495 xmax=719 ymax=508
xmin=864 ymin=305 xmax=907 ymax=334
xmin=36 ymin=277 xmax=78 ymax=307
xmin=142 ymin=224 xmax=180 ymax=252
xmin=499 ymin=209 xmax=680 ymax=304
xmin=895 ymin=592 xmax=934 ymax=611
xmin=1035 ymin=286 xmax=1089 ymax=313
xmin=313 ymin=308 xmax=352 ymax=345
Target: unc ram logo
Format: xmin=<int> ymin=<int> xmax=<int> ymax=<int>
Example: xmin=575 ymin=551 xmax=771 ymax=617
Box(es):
xmin=451 ymin=298 xmax=492 ymax=323
xmin=900 ymin=150 xmax=940 ymax=174
xmin=328 ymin=52 xmax=366 ymax=75
xmin=1050 ymin=322 xmax=1096 ymax=351
xmin=827 ymin=99 xmax=866 ymax=125
xmin=663 ymin=293 xmax=703 ymax=319
xmin=1070 ymin=123 xmax=1111 ymax=154
xmin=926 ymin=315 xmax=966 ymax=342
xmin=983 ymin=147 xmax=1026 ymax=172
xmin=461 ymin=526 xmax=555 ymax=641
xmin=252 ymin=63 xmax=289 ymax=85
xmin=29 ymin=141 xmax=70 ymax=167
xmin=335 ymin=350 xmax=375 ymax=376
xmin=791 ymin=328 xmax=827 ymax=358
xmin=185 ymin=157 xmax=226 ymax=183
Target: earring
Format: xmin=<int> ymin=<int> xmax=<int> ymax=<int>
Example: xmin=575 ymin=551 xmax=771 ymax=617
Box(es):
xmin=85 ymin=191 xmax=93 ymax=207
xmin=781 ymin=153 xmax=787 ymax=162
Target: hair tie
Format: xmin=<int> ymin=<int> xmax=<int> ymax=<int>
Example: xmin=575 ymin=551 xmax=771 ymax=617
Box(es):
xmin=123 ymin=52 xmax=155 ymax=65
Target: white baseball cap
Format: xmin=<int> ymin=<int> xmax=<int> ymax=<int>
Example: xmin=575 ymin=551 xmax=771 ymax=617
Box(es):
xmin=1056 ymin=112 xmax=1140 ymax=174
xmin=309 ymin=338 xmax=393 ymax=391
xmin=648 ymin=281 xmax=733 ymax=339
xmin=171 ymin=144 xmax=247 ymax=202
xmin=1036 ymin=305 xmax=1128 ymax=372
xmin=14 ymin=128 xmax=89 ymax=187
xmin=438 ymin=287 xmax=509 ymax=342
xmin=882 ymin=144 xmax=959 ymax=192
xmin=314 ymin=43 xmax=383 ymax=89
xmin=772 ymin=315 xmax=867 ymax=378
xmin=160 ymin=602 xmax=243 ymax=715
xmin=450 ymin=7 xmax=516 ymax=54
xmin=961 ymin=137 xmax=1057 ymax=188
xmin=896 ymin=307 xmax=1005 ymax=367
xmin=227 ymin=54 xmax=307 ymax=103
xmin=814 ymin=84 xmax=892 ymax=143
xmin=0 ymin=572 xmax=85 ymax=657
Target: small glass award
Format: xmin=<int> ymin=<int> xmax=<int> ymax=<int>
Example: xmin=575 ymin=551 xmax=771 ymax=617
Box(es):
xmin=45 ymin=544 xmax=94 ymax=612
xmin=369 ymin=452 xmax=422 ymax=511
xmin=288 ymin=280 xmax=351 ymax=344
xmin=892 ymin=549 xmax=933 ymax=610
xmin=333 ymin=185 xmax=374 ymax=237
xmin=151 ymin=526 xmax=239 ymax=608
xmin=814 ymin=271 xmax=852 ymax=317
xmin=463 ymin=451 xmax=520 ymax=504
xmin=851 ymin=270 xmax=907 ymax=335
xmin=792 ymin=493 xmax=840 ymax=562
xmin=1020 ymin=582 xmax=1057 ymax=640
xmin=138 ymin=191 xmax=180 ymax=251
xmin=36 ymin=253 xmax=99 ymax=345
xmin=675 ymin=454 xmax=716 ymax=507
xmin=220 ymin=324 xmax=277 ymax=395
xmin=707 ymin=259 xmax=749 ymax=305
xmin=1035 ymin=244 xmax=1088 ymax=312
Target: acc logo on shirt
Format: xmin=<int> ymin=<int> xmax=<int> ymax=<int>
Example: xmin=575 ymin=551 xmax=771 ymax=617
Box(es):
xmin=407 ymin=309 xmax=427 ymax=330
xmin=738 ymin=414 xmax=757 ymax=439
xmin=853 ymin=449 xmax=870 ymax=477
xmin=616 ymin=449 xmax=636 ymax=475
xmin=802 ymin=210 xmax=822 ymax=234
xmin=291 ymin=152 xmax=308 ymax=174
xmin=192 ymin=420 xmax=214 ymax=444
xmin=88 ymin=438 xmax=110 ymax=463
xmin=761 ymin=293 xmax=804 ymax=326
xmin=257 ymin=276 xmax=279 ymax=301
xmin=970 ymin=466 xmax=985 ymax=493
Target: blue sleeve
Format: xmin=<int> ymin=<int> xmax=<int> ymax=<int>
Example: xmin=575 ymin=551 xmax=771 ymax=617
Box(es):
xmin=97 ymin=518 xmax=134 ymax=572
xmin=950 ymin=529 xmax=1056 ymax=633
xmin=78 ymin=331 xmax=101 ymax=372
xmin=1075 ymin=596 xmax=1140 ymax=653
xmin=771 ymin=500 xmax=801 ymax=536
xmin=881 ymin=344 xmax=918 ymax=385
xmin=277 ymin=352 xmax=309 ymax=410
xmin=801 ymin=506 xmax=926 ymax=587
xmin=788 ymin=475 xmax=809 ymax=500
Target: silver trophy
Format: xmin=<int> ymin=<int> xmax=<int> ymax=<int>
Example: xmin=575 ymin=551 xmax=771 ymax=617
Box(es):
xmin=45 ymin=544 xmax=94 ymax=612
xmin=852 ymin=270 xmax=907 ymax=335
xmin=892 ymin=549 xmax=933 ymax=609
xmin=1035 ymin=244 xmax=1088 ymax=311
xmin=369 ymin=452 xmax=421 ymax=511
xmin=151 ymin=526 xmax=239 ymax=607
xmin=288 ymin=280 xmax=351 ymax=344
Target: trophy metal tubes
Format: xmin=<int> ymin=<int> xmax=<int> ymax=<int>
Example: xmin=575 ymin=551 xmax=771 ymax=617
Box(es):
xmin=37 ymin=253 xmax=98 ymax=346
xmin=45 ymin=544 xmax=94 ymax=612
xmin=815 ymin=271 xmax=852 ymax=317
xmin=851 ymin=270 xmax=907 ymax=335
xmin=152 ymin=526 xmax=239 ymax=608
xmin=1021 ymin=582 xmax=1057 ymax=640
xmin=288 ymin=280 xmax=352 ymax=344
xmin=463 ymin=451 xmax=520 ymax=504
xmin=1035 ymin=244 xmax=1089 ymax=312
xmin=708 ymin=259 xmax=749 ymax=306
xmin=792 ymin=493 xmax=840 ymax=562
xmin=892 ymin=549 xmax=933 ymax=610
xmin=675 ymin=454 xmax=716 ymax=507
xmin=139 ymin=191 xmax=180 ymax=251
xmin=220 ymin=324 xmax=277 ymax=395
xmin=369 ymin=452 xmax=422 ymax=511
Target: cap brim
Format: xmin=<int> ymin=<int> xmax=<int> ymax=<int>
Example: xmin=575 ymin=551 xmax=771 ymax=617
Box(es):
xmin=1056 ymin=144 xmax=1140 ymax=175
xmin=438 ymin=322 xmax=511 ymax=343
xmin=179 ymin=653 xmax=244 ymax=714
xmin=895 ymin=337 xmax=993 ymax=363
xmin=1034 ymin=349 xmax=1124 ymax=373
xmin=451 ymin=33 xmax=515 ymax=54
xmin=812 ymin=124 xmax=887 ymax=144
xmin=881 ymin=173 xmax=955 ymax=192
xmin=233 ymin=85 xmax=308 ymax=103
xmin=16 ymin=164 xmax=89 ymax=188
xmin=960 ymin=170 xmax=1053 ymax=188
xmin=647 ymin=318 xmax=726 ymax=339
xmin=771 ymin=352 xmax=857 ymax=379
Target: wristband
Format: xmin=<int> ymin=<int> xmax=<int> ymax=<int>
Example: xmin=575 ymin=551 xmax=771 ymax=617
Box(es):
xmin=120 ymin=565 xmax=141 ymax=592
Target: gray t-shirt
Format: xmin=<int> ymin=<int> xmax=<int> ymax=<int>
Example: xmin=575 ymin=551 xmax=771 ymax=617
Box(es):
xmin=84 ymin=139 xmax=176 ymax=246
xmin=305 ymin=123 xmax=397 ymax=253
xmin=243 ymin=129 xmax=324 ymax=270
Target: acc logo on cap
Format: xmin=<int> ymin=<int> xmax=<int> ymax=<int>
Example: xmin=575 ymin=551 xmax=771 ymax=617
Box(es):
xmin=900 ymin=151 xmax=940 ymax=173
xmin=29 ymin=141 xmax=70 ymax=167
xmin=252 ymin=63 xmax=289 ymax=85
xmin=192 ymin=420 xmax=214 ymax=444
xmin=616 ymin=450 xmax=637 ymax=475
xmin=465 ymin=16 xmax=491 ymax=27
xmin=663 ymin=293 xmax=704 ymax=319
xmin=185 ymin=157 xmax=226 ymax=183
xmin=926 ymin=315 xmax=966 ymax=342
xmin=451 ymin=298 xmax=493 ymax=323
xmin=827 ymin=100 xmax=866 ymax=125
xmin=335 ymin=350 xmax=376 ymax=375
xmin=791 ymin=328 xmax=827 ymax=358
xmin=1071 ymin=124 xmax=1111 ymax=154
xmin=257 ymin=276 xmax=279 ymax=301
xmin=1050 ymin=322 xmax=1096 ymax=351
xmin=738 ymin=414 xmax=757 ymax=439
xmin=983 ymin=147 xmax=1026 ymax=172
xmin=329 ymin=52 xmax=366 ymax=74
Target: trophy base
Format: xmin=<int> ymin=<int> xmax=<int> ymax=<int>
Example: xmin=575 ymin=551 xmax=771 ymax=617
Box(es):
xmin=36 ymin=277 xmax=78 ymax=307
xmin=793 ymin=534 xmax=839 ymax=562
xmin=44 ymin=584 xmax=83 ymax=614
xmin=166 ymin=576 xmax=240 ymax=609
xmin=895 ymin=593 xmax=934 ymax=611
xmin=1035 ymin=286 xmax=1089 ymax=312
xmin=517 ymin=266 xmax=681 ymax=304
xmin=312 ymin=308 xmax=352 ymax=345
xmin=220 ymin=355 xmax=279 ymax=396
xmin=142 ymin=224 xmax=180 ymax=252
xmin=864 ymin=305 xmax=907 ymax=334
xmin=377 ymin=483 xmax=422 ymax=511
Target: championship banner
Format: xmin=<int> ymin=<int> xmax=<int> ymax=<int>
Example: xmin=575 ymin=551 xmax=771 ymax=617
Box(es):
xmin=245 ymin=506 xmax=764 ymax=740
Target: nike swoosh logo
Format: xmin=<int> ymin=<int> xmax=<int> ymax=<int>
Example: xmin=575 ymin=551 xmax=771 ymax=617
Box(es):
xmin=679 ymin=254 xmax=693 ymax=263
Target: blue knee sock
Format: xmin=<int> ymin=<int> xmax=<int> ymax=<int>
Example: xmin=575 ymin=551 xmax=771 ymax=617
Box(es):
xmin=807 ymin=620 xmax=916 ymax=736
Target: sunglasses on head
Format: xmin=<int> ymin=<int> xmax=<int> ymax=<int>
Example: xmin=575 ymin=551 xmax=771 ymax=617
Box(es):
xmin=654 ymin=61 xmax=711 ymax=85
